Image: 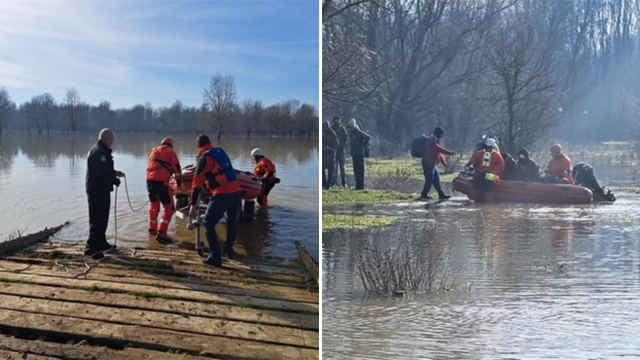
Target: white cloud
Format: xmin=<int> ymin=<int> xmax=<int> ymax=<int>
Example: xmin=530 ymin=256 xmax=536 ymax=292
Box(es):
xmin=0 ymin=1 xmax=319 ymax=108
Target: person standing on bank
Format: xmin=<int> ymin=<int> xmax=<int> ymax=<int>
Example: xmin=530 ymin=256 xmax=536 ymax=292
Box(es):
xmin=420 ymin=126 xmax=456 ymax=200
xmin=85 ymin=128 xmax=125 ymax=260
xmin=189 ymin=135 xmax=241 ymax=267
xmin=331 ymin=116 xmax=348 ymax=187
xmin=251 ymin=147 xmax=277 ymax=207
xmin=322 ymin=121 xmax=339 ymax=189
xmin=346 ymin=118 xmax=371 ymax=190
xmin=146 ymin=137 xmax=181 ymax=244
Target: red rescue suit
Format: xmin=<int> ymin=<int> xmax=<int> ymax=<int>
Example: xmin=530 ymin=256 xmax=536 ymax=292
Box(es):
xmin=547 ymin=154 xmax=573 ymax=183
xmin=253 ymin=156 xmax=277 ymax=206
xmin=146 ymin=145 xmax=181 ymax=236
xmin=472 ymin=149 xmax=505 ymax=177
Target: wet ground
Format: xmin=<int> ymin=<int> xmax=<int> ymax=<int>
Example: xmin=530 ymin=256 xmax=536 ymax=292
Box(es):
xmin=0 ymin=133 xmax=318 ymax=260
xmin=323 ymin=149 xmax=640 ymax=359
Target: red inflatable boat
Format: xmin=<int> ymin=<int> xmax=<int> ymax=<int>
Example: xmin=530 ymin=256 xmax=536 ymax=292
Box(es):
xmin=170 ymin=168 xmax=262 ymax=200
xmin=452 ymin=174 xmax=593 ymax=204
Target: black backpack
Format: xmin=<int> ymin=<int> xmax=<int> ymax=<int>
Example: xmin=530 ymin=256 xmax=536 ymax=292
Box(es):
xmin=410 ymin=135 xmax=428 ymax=158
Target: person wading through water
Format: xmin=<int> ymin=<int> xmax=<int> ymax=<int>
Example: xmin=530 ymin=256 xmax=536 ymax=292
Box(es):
xmin=146 ymin=137 xmax=181 ymax=244
xmin=251 ymin=147 xmax=278 ymax=207
xmin=420 ymin=126 xmax=456 ymax=200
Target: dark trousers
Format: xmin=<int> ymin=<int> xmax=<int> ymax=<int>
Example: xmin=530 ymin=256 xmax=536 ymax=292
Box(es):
xmin=333 ymin=149 xmax=346 ymax=186
xmin=203 ymin=191 xmax=241 ymax=262
xmin=352 ymin=154 xmax=365 ymax=190
xmin=421 ymin=162 xmax=444 ymax=197
xmin=322 ymin=150 xmax=335 ymax=189
xmin=86 ymin=191 xmax=111 ymax=253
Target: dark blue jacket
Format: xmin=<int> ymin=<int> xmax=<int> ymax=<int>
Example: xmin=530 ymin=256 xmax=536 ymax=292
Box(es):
xmin=86 ymin=140 xmax=120 ymax=193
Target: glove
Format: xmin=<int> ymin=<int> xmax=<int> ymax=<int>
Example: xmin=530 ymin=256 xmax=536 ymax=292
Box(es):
xmin=114 ymin=178 xmax=121 ymax=187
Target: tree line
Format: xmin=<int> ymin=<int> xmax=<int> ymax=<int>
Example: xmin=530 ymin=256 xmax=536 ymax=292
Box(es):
xmin=0 ymin=73 xmax=319 ymax=139
xmin=323 ymin=0 xmax=640 ymax=155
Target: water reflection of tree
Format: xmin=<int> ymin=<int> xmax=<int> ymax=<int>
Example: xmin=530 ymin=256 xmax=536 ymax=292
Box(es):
xmin=20 ymin=134 xmax=58 ymax=168
xmin=0 ymin=136 xmax=18 ymax=173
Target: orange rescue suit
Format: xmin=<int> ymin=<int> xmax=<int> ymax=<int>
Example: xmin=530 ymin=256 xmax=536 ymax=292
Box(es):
xmin=471 ymin=149 xmax=505 ymax=176
xmin=547 ymin=154 xmax=573 ymax=183
xmin=253 ymin=157 xmax=276 ymax=181
xmin=146 ymin=145 xmax=181 ymax=184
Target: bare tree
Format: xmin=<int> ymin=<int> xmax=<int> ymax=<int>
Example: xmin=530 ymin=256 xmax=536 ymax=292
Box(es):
xmin=482 ymin=5 xmax=562 ymax=154
xmin=0 ymin=87 xmax=15 ymax=136
xmin=36 ymin=93 xmax=57 ymax=136
xmin=65 ymin=88 xmax=82 ymax=135
xmin=241 ymin=99 xmax=263 ymax=139
xmin=295 ymin=103 xmax=319 ymax=137
xmin=203 ymin=73 xmax=237 ymax=141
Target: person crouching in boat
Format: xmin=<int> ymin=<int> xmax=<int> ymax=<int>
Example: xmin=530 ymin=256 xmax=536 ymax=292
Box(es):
xmin=251 ymin=147 xmax=277 ymax=207
xmin=470 ymin=138 xmax=505 ymax=201
xmin=572 ymin=163 xmax=616 ymax=202
xmin=516 ymin=149 xmax=540 ymax=181
xmin=544 ymin=144 xmax=573 ymax=183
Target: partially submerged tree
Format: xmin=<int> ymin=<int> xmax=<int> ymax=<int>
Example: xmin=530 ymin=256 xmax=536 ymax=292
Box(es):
xmin=203 ymin=73 xmax=237 ymax=141
xmin=64 ymin=88 xmax=82 ymax=135
xmin=0 ymin=87 xmax=15 ymax=137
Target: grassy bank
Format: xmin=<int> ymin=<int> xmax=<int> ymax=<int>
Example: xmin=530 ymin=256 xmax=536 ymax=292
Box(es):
xmin=322 ymin=187 xmax=416 ymax=204
xmin=344 ymin=157 xmax=457 ymax=182
xmin=322 ymin=214 xmax=395 ymax=231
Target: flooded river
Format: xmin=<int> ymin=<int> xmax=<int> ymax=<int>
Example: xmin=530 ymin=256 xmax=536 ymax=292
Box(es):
xmin=0 ymin=132 xmax=318 ymax=260
xmin=323 ymin=158 xmax=640 ymax=358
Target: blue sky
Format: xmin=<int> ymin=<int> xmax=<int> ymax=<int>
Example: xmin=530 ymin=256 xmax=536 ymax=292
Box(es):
xmin=0 ymin=0 xmax=319 ymax=109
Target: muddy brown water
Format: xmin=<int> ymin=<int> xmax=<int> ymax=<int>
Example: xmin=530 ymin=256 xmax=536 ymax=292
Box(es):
xmin=323 ymin=151 xmax=640 ymax=359
xmin=0 ymin=133 xmax=318 ymax=260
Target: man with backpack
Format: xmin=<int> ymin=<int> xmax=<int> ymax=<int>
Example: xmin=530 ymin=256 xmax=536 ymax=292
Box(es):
xmin=415 ymin=126 xmax=456 ymax=200
xmin=188 ymin=135 xmax=241 ymax=267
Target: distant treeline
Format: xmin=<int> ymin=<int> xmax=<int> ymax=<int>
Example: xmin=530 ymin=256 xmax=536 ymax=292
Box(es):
xmin=0 ymin=74 xmax=319 ymax=139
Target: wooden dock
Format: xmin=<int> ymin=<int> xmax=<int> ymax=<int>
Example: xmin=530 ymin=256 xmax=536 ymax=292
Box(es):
xmin=0 ymin=241 xmax=319 ymax=359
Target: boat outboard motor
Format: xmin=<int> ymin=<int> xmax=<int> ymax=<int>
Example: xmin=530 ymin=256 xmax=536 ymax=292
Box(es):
xmin=572 ymin=162 xmax=616 ymax=202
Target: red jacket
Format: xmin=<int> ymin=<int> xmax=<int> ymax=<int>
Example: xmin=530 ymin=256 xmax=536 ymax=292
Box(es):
xmin=146 ymin=145 xmax=180 ymax=184
xmin=253 ymin=156 xmax=276 ymax=181
xmin=547 ymin=154 xmax=573 ymax=183
xmin=422 ymin=136 xmax=455 ymax=166
xmin=472 ymin=149 xmax=505 ymax=176
xmin=191 ymin=144 xmax=241 ymax=195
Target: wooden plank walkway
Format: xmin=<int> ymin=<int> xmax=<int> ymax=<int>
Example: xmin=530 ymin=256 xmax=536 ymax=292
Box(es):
xmin=0 ymin=242 xmax=319 ymax=359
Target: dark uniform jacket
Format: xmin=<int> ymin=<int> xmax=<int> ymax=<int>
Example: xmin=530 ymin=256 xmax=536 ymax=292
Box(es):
xmin=331 ymin=124 xmax=348 ymax=153
xmin=323 ymin=127 xmax=340 ymax=153
xmin=349 ymin=128 xmax=371 ymax=157
xmin=86 ymin=140 xmax=120 ymax=193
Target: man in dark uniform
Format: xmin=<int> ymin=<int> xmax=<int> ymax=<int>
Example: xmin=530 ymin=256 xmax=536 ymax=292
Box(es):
xmin=85 ymin=128 xmax=125 ymax=259
xmin=331 ymin=116 xmax=348 ymax=187
xmin=346 ymin=118 xmax=371 ymax=190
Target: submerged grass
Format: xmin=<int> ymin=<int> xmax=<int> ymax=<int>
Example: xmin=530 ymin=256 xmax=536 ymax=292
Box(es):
xmin=322 ymin=214 xmax=395 ymax=232
xmin=323 ymin=188 xmax=416 ymax=204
